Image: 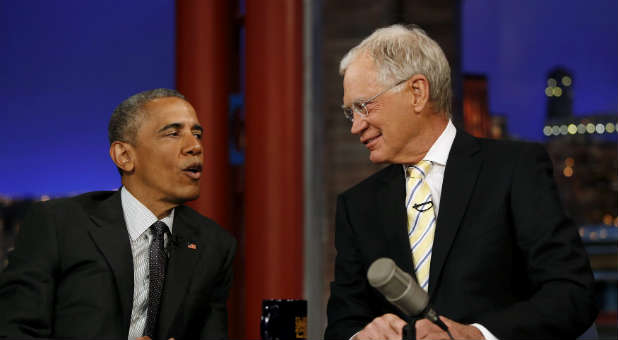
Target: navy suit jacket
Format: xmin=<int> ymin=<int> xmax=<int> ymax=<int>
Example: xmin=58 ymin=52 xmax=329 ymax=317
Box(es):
xmin=325 ymin=131 xmax=597 ymax=339
xmin=0 ymin=190 xmax=236 ymax=339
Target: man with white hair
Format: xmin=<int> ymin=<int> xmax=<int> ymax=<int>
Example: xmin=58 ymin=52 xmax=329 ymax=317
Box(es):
xmin=325 ymin=25 xmax=596 ymax=339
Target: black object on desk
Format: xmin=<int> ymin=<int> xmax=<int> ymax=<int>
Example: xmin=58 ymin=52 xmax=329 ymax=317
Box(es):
xmin=260 ymin=299 xmax=307 ymax=340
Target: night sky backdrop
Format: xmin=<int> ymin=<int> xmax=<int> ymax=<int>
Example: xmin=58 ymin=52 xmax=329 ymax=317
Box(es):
xmin=1 ymin=0 xmax=616 ymax=196
xmin=463 ymin=0 xmax=617 ymax=140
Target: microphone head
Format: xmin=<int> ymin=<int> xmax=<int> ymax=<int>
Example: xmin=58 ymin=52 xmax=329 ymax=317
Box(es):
xmin=367 ymin=257 xmax=398 ymax=288
xmin=367 ymin=257 xmax=428 ymax=316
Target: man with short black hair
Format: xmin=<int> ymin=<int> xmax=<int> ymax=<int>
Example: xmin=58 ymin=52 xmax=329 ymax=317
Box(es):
xmin=0 ymin=89 xmax=236 ymax=338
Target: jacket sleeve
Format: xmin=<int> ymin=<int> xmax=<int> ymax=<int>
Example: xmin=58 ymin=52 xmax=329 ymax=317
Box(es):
xmin=324 ymin=195 xmax=375 ymax=339
xmin=199 ymin=236 xmax=237 ymax=339
xmin=0 ymin=202 xmax=58 ymax=337
xmin=478 ymin=143 xmax=598 ymax=339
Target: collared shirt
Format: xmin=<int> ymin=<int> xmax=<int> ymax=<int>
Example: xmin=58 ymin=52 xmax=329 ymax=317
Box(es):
xmin=121 ymin=187 xmax=174 ymax=338
xmin=403 ymin=119 xmax=457 ymax=216
xmin=401 ymin=120 xmax=498 ymax=340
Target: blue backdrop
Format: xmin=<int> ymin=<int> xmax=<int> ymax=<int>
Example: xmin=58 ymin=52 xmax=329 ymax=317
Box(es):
xmin=1 ymin=1 xmax=616 ymax=197
xmin=1 ymin=1 xmax=175 ymax=197
xmin=463 ymin=0 xmax=618 ymax=140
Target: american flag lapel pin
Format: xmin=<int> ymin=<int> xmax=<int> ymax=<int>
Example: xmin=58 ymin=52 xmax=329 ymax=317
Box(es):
xmin=187 ymin=242 xmax=197 ymax=250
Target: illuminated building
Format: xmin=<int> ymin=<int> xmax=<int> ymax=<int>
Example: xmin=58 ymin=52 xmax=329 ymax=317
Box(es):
xmin=463 ymin=74 xmax=491 ymax=138
xmin=545 ymin=67 xmax=574 ymax=120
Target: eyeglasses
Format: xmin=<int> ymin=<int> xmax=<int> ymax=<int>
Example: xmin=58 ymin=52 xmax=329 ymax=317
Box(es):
xmin=341 ymin=78 xmax=409 ymax=123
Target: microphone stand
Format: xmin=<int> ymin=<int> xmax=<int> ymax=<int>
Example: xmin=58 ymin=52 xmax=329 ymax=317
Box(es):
xmin=401 ymin=315 xmax=419 ymax=340
xmin=401 ymin=308 xmax=454 ymax=340
xmin=423 ymin=307 xmax=454 ymax=340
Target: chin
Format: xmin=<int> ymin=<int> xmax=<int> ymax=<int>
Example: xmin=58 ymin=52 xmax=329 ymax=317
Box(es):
xmin=171 ymin=188 xmax=201 ymax=204
xmin=184 ymin=189 xmax=201 ymax=202
xmin=369 ymin=150 xmax=390 ymax=164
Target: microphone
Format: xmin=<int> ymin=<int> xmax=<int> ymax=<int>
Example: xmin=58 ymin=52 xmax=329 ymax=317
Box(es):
xmin=367 ymin=257 xmax=452 ymax=337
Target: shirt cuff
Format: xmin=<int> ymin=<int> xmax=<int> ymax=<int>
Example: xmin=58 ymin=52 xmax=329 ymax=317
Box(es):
xmin=471 ymin=323 xmax=499 ymax=340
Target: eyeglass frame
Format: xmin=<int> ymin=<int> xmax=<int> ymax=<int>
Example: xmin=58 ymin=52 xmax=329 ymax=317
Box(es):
xmin=341 ymin=77 xmax=411 ymax=123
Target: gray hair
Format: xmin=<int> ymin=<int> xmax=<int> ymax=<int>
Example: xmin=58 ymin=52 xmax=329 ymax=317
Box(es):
xmin=108 ymin=88 xmax=185 ymax=145
xmin=339 ymin=24 xmax=452 ymax=116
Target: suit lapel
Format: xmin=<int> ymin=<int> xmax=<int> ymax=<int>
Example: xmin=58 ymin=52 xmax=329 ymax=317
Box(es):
xmin=86 ymin=190 xmax=134 ymax=332
xmin=377 ymin=165 xmax=413 ymax=274
xmin=428 ymin=131 xmax=482 ymax=299
xmin=157 ymin=206 xmax=201 ymax=337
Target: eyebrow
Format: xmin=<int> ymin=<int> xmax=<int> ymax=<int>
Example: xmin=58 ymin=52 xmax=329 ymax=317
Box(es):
xmin=342 ymin=98 xmax=372 ymax=108
xmin=158 ymin=123 xmax=203 ymax=133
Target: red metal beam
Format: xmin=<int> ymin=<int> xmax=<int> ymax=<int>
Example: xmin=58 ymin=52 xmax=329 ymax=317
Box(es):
xmin=176 ymin=0 xmax=239 ymax=337
xmin=245 ymin=0 xmax=304 ymax=338
xmin=176 ymin=0 xmax=231 ymax=230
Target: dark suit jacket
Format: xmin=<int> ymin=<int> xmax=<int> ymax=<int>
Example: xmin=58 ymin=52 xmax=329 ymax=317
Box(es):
xmin=0 ymin=190 xmax=236 ymax=339
xmin=325 ymin=131 xmax=597 ymax=339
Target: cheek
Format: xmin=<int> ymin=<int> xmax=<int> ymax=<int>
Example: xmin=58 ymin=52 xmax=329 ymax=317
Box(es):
xmin=140 ymin=152 xmax=176 ymax=177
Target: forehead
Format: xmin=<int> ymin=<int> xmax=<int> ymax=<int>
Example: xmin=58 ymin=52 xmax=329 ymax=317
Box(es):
xmin=342 ymin=54 xmax=380 ymax=105
xmin=139 ymin=97 xmax=199 ymax=127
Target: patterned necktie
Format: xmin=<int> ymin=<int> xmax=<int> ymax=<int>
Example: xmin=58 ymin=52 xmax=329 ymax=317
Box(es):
xmin=143 ymin=221 xmax=169 ymax=337
xmin=406 ymin=160 xmax=436 ymax=292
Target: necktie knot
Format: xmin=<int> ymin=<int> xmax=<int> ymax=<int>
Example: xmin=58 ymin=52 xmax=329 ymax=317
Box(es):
xmin=150 ymin=221 xmax=169 ymax=239
xmin=407 ymin=160 xmax=432 ymax=179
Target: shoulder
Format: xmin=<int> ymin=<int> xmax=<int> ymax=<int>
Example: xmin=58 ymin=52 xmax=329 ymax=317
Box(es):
xmin=479 ymin=137 xmax=545 ymax=154
xmin=453 ymin=129 xmax=545 ymax=156
xmin=341 ymin=164 xmax=403 ymax=196
xmin=465 ymin=135 xmax=549 ymax=165
xmin=339 ymin=164 xmax=400 ymax=198
xmin=456 ymin=135 xmax=554 ymax=183
xmin=175 ymin=205 xmax=236 ymax=249
xmin=25 ymin=191 xmax=117 ymax=217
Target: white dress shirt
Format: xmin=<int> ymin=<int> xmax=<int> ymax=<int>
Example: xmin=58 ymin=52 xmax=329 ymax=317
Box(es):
xmin=121 ymin=187 xmax=174 ymax=338
xmin=402 ymin=119 xmax=457 ymax=217
xmin=400 ymin=120 xmax=497 ymax=340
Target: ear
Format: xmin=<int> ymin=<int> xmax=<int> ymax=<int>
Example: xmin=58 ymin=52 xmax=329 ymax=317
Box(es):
xmin=408 ymin=74 xmax=430 ymax=113
xmin=109 ymin=141 xmax=135 ymax=173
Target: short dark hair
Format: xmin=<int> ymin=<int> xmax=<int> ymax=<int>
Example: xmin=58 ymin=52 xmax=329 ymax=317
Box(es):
xmin=108 ymin=88 xmax=185 ymax=145
xmin=108 ymin=88 xmax=186 ymax=175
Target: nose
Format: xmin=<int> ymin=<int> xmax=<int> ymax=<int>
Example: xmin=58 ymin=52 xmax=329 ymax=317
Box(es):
xmin=183 ymin=135 xmax=203 ymax=156
xmin=350 ymin=112 xmax=368 ymax=135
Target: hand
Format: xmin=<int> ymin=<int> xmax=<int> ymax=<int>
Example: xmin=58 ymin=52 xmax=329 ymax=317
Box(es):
xmin=415 ymin=316 xmax=484 ymax=339
xmin=353 ymin=313 xmax=407 ymax=340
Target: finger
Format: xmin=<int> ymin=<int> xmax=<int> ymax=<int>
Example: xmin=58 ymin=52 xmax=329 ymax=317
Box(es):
xmin=374 ymin=319 xmax=401 ymax=339
xmin=415 ymin=319 xmax=429 ymax=339
xmin=358 ymin=319 xmax=392 ymax=340
xmin=415 ymin=318 xmax=443 ymax=339
xmin=419 ymin=330 xmax=449 ymax=340
xmin=370 ymin=315 xmax=403 ymax=339
xmin=439 ymin=315 xmax=456 ymax=327
xmin=356 ymin=327 xmax=376 ymax=340
xmin=438 ymin=315 xmax=463 ymax=335
xmin=416 ymin=320 xmax=450 ymax=340
xmin=383 ymin=313 xmax=408 ymax=334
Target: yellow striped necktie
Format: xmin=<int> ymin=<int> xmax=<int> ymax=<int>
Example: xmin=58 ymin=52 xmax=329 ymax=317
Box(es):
xmin=406 ymin=160 xmax=436 ymax=292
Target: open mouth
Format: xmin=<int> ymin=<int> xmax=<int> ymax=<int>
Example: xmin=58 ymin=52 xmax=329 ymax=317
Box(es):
xmin=182 ymin=163 xmax=203 ymax=179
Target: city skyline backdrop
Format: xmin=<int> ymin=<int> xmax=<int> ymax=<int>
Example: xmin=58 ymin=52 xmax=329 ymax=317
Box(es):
xmin=1 ymin=0 xmax=616 ymax=196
